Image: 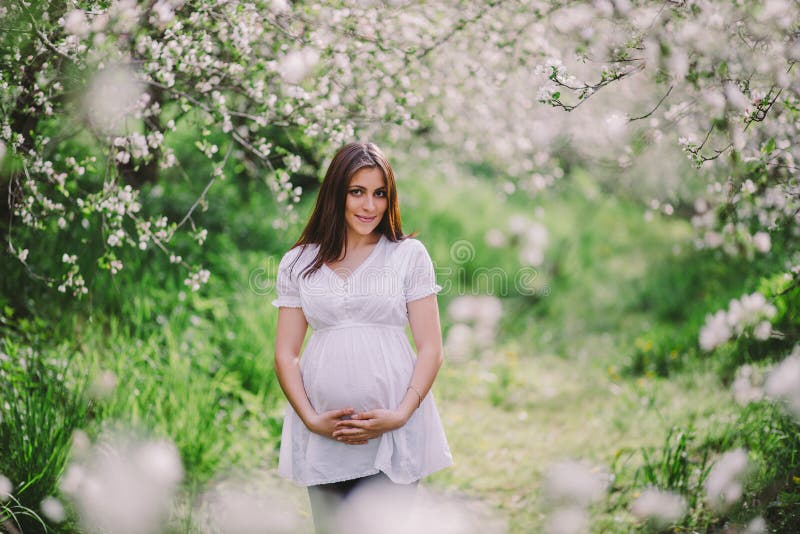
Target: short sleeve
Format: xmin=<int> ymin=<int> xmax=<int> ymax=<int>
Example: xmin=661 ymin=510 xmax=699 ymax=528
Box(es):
xmin=271 ymin=249 xmax=303 ymax=308
xmin=404 ymin=239 xmax=443 ymax=303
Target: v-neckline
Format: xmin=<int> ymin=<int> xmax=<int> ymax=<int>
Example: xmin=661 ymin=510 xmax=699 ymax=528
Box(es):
xmin=323 ymin=234 xmax=384 ymax=283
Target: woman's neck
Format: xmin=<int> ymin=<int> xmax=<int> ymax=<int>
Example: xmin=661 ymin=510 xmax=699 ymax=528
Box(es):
xmin=344 ymin=231 xmax=380 ymax=250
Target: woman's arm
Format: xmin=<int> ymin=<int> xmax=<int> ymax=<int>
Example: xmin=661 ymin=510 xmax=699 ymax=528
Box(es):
xmin=274 ymin=307 xmax=357 ymax=441
xmin=396 ymin=293 xmax=444 ymax=419
xmin=332 ymin=293 xmax=443 ymax=443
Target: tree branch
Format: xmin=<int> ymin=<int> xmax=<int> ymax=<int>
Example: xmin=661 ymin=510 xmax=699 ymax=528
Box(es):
xmin=629 ymin=85 xmax=673 ymax=122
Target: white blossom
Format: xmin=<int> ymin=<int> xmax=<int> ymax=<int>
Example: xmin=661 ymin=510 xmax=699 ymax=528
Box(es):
xmin=699 ymin=293 xmax=776 ymax=350
xmin=330 ymin=483 xmax=499 ymax=534
xmin=752 ymin=232 xmax=771 ymax=253
xmin=630 ymin=488 xmax=687 ymax=527
xmin=63 ymin=9 xmax=89 ymax=37
xmin=278 ymin=48 xmax=320 ymax=84
xmin=764 ymin=347 xmax=800 ymax=418
xmin=444 ymin=323 xmax=476 ymax=360
xmin=699 ymin=310 xmax=731 ymax=351
xmin=484 ymin=229 xmax=507 ymax=248
xmin=83 ymin=65 xmax=145 ymax=136
xmin=269 ymin=0 xmax=290 ymax=14
xmin=0 ymin=474 xmax=12 ymax=501
xmin=704 ymin=448 xmax=749 ymax=511
xmin=60 ymin=435 xmax=184 ymax=534
xmin=753 ymin=320 xmax=771 ymax=340
xmin=88 ymin=370 xmax=118 ymax=399
xmin=545 ymin=505 xmax=588 ymax=534
xmin=731 ymin=364 xmax=765 ymax=405
xmin=542 ymin=460 xmax=609 ymax=506
xmin=151 ymin=0 xmax=176 ymax=27
xmin=723 ymin=82 xmax=749 ymax=110
xmin=745 ymin=516 xmax=767 ymax=534
xmin=40 ymin=496 xmax=67 ymax=523
xmin=196 ymin=482 xmax=301 ymax=534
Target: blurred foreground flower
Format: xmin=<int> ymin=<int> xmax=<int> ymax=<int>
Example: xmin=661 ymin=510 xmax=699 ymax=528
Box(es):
xmin=542 ymin=460 xmax=609 ymax=507
xmin=87 ymin=370 xmax=118 ymax=400
xmin=745 ymin=516 xmax=767 ymax=533
xmin=40 ymin=496 xmax=66 ymax=523
xmin=334 ymin=482 xmax=505 ymax=534
xmin=704 ymin=448 xmax=749 ymax=512
xmin=731 ymin=364 xmax=765 ymax=406
xmin=83 ymin=64 xmax=145 ymax=136
xmin=194 ymin=480 xmax=302 ymax=534
xmin=0 ymin=474 xmax=12 ymax=501
xmin=59 ymin=434 xmax=184 ymax=534
xmin=764 ymin=346 xmax=800 ymax=419
xmin=545 ymin=505 xmax=588 ymax=534
xmin=278 ymin=48 xmax=321 ymax=85
xmin=630 ymin=488 xmax=687 ymax=528
xmin=541 ymin=460 xmax=609 ymax=534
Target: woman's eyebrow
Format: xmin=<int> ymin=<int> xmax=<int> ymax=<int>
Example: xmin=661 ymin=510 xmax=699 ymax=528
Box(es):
xmin=349 ymin=185 xmax=387 ymax=191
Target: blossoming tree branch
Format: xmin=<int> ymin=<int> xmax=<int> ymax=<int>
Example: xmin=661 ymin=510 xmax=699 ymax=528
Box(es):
xmin=1 ymin=0 xmax=797 ymax=299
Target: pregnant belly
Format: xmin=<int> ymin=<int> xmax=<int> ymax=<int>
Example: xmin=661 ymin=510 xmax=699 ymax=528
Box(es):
xmin=300 ymin=334 xmax=413 ymax=413
xmin=305 ymin=373 xmax=391 ymax=413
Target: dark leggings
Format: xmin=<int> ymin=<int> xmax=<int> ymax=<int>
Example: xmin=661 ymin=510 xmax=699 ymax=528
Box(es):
xmin=307 ymin=472 xmax=419 ymax=534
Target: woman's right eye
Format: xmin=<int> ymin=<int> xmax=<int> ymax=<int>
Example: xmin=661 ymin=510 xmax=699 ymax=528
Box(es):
xmin=349 ymin=189 xmax=362 ymax=196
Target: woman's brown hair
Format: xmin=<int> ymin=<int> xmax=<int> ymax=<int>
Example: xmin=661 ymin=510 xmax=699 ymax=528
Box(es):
xmin=289 ymin=141 xmax=412 ymax=278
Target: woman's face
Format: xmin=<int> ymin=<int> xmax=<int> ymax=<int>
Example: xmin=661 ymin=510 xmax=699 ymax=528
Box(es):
xmin=344 ymin=166 xmax=388 ymax=238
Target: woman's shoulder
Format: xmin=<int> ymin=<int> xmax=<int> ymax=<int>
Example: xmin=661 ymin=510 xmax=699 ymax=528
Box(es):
xmin=385 ymin=235 xmax=414 ymax=250
xmin=385 ymin=235 xmax=429 ymax=261
xmin=277 ymin=242 xmax=319 ymax=271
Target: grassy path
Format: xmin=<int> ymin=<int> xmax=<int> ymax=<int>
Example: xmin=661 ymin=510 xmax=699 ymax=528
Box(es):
xmin=426 ymin=334 xmax=738 ymax=532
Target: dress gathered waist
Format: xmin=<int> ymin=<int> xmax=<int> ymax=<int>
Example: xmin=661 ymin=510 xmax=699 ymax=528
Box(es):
xmin=314 ymin=322 xmax=407 ymax=333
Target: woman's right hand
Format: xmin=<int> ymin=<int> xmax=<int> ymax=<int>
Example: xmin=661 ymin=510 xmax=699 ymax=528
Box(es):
xmin=306 ymin=408 xmax=367 ymax=444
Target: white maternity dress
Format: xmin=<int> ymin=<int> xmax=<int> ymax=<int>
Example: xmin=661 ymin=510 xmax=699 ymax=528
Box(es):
xmin=271 ymin=234 xmax=453 ymax=486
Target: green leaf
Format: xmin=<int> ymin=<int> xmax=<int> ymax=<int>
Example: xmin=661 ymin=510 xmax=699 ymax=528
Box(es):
xmin=762 ymin=137 xmax=776 ymax=155
xmin=552 ymin=92 xmax=560 ymax=100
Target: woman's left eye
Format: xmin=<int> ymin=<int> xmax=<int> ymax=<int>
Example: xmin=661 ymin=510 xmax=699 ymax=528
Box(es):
xmin=350 ymin=190 xmax=386 ymax=198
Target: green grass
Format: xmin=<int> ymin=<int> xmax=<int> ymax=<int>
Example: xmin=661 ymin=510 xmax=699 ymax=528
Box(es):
xmin=0 ymin=337 xmax=88 ymax=532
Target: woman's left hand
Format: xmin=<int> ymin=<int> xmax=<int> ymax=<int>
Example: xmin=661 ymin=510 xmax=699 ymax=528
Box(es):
xmin=332 ymin=409 xmax=407 ymax=444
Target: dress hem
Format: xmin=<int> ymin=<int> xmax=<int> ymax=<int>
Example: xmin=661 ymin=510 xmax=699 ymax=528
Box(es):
xmin=281 ymin=456 xmax=454 ymax=488
xmin=298 ymin=468 xmax=383 ymax=488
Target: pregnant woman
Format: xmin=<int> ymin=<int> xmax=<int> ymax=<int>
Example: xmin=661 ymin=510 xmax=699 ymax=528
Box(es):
xmin=271 ymin=141 xmax=453 ymax=533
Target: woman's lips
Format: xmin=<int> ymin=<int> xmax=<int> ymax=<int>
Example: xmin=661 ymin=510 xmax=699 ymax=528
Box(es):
xmin=356 ymin=215 xmax=376 ymax=223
